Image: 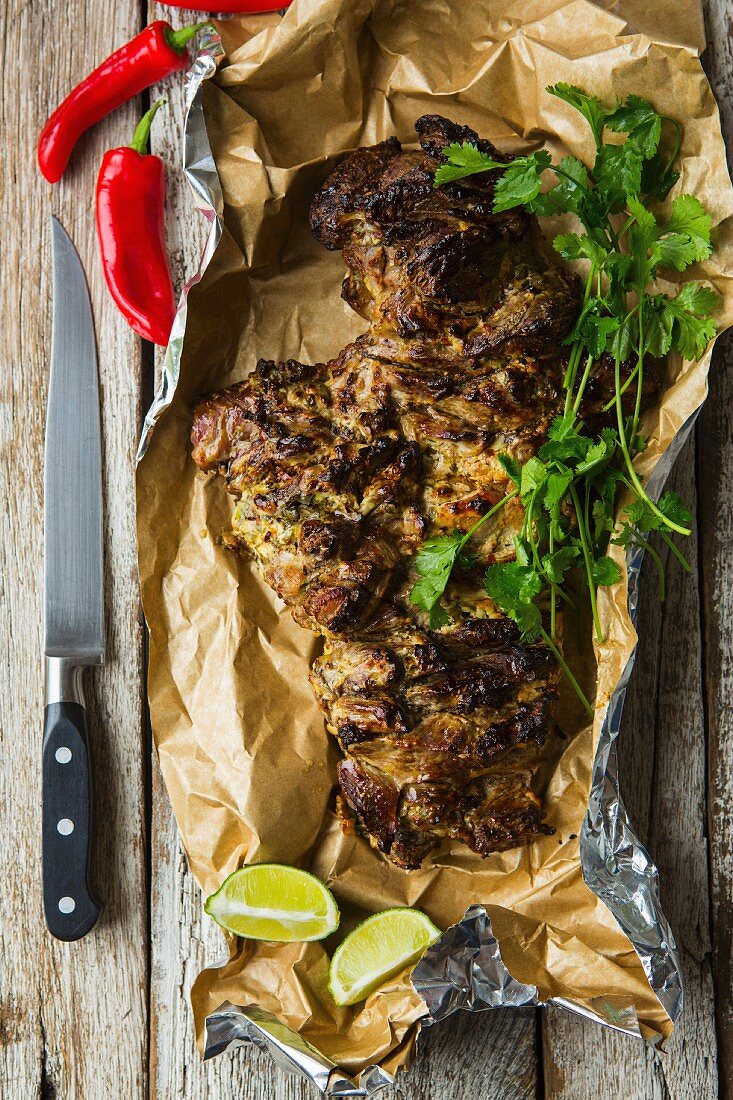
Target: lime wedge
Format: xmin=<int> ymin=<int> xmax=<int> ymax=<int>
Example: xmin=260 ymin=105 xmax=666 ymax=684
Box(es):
xmin=328 ymin=907 xmax=441 ymax=1006
xmin=204 ymin=864 xmax=340 ymax=942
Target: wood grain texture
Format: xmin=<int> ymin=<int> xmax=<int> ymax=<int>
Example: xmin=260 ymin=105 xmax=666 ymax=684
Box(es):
xmin=0 ymin=2 xmax=148 ymax=1098
xmin=700 ymin=6 xmax=733 ymax=1097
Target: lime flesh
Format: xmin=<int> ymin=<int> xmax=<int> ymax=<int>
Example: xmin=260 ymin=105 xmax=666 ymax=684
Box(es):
xmin=328 ymin=907 xmax=441 ymax=1006
xmin=204 ymin=863 xmax=340 ymax=942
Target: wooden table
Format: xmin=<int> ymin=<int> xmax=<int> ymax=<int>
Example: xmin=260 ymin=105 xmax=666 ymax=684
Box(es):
xmin=2 ymin=2 xmax=731 ymax=1097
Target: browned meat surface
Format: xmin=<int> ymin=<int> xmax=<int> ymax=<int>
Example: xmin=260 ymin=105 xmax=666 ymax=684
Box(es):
xmin=192 ymin=115 xmax=582 ymax=868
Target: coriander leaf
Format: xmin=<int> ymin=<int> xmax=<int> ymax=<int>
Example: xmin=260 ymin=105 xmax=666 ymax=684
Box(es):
xmin=498 ymin=453 xmax=522 ymax=487
xmin=484 ymin=561 xmax=543 ymax=640
xmin=542 ymin=544 xmax=579 ymax=584
xmin=651 ymin=195 xmax=713 ymax=272
xmin=611 ymin=522 xmax=633 ymax=549
xmin=605 ymin=251 xmax=633 ymax=299
xmin=548 ymin=82 xmax=608 ymax=147
xmin=674 ymin=281 xmax=721 ymax=314
xmin=427 ymin=601 xmax=450 ymax=629
xmin=605 ymin=94 xmax=662 ymax=159
xmin=665 ymin=281 xmax=720 ymax=359
xmin=514 ymin=535 xmax=531 ymax=566
xmin=548 ymin=412 xmax=582 ymax=441
xmin=641 ymin=152 xmax=680 ymax=202
xmin=657 ymin=491 xmax=692 ymax=530
xmin=644 ymin=296 xmax=674 ymax=357
xmin=543 ymin=470 xmax=573 ymax=540
xmin=609 ymin=310 xmax=637 ymax=361
xmin=623 ymin=491 xmax=691 ymax=537
xmin=538 ymin=418 xmax=590 ymax=463
xmin=530 ymin=155 xmax=589 ymax=217
xmin=520 ymin=456 xmax=548 ymax=500
xmin=493 ymin=150 xmax=553 ymax=212
xmin=409 ymin=534 xmax=463 ymax=624
xmin=651 ymin=233 xmax=702 ymax=272
xmin=408 ymin=576 xmax=451 ymax=629
xmin=591 ymin=555 xmax=623 ymax=585
xmin=594 ymin=142 xmax=643 ymax=212
xmin=581 ymin=312 xmax=620 ymax=358
xmin=553 ymin=233 xmax=608 ymax=267
xmin=626 ymin=195 xmax=657 ymax=290
xmin=433 ymin=141 xmax=507 ymax=187
xmin=485 ymin=561 xmax=542 ymax=606
xmin=592 ymin=497 xmax=615 ymax=540
xmin=624 ymin=497 xmax=656 ymax=532
xmin=575 ymin=427 xmax=617 ymax=475
xmin=664 ymin=194 xmax=713 ymax=258
xmin=544 ymin=470 xmax=573 ymax=509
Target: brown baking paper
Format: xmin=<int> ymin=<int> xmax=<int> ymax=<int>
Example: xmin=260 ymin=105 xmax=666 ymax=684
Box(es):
xmin=136 ymin=0 xmax=733 ymax=1081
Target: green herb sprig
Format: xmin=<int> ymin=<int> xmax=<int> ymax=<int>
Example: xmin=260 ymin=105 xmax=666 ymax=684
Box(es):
xmin=410 ymin=84 xmax=719 ymax=712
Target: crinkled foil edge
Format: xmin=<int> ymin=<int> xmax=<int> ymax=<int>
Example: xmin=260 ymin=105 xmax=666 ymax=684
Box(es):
xmin=137 ymin=36 xmax=687 ymax=1097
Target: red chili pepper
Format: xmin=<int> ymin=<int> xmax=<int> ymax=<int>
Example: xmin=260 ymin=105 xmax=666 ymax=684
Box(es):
xmin=38 ymin=21 xmax=208 ymax=183
xmin=95 ymin=101 xmax=175 ymax=347
xmin=164 ymin=1 xmax=291 ymax=10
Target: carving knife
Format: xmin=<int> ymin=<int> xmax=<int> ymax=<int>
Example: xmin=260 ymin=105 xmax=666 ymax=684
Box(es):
xmin=43 ymin=216 xmax=104 ymax=940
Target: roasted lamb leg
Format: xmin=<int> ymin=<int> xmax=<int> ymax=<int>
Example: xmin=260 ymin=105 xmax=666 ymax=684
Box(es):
xmin=191 ymin=115 xmax=582 ymax=868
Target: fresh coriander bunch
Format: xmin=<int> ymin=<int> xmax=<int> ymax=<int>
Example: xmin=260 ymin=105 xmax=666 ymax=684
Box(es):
xmin=409 ymin=84 xmax=719 ymax=714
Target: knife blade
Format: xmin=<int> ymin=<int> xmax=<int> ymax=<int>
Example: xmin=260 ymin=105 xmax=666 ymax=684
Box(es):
xmin=43 ymin=216 xmax=104 ymax=941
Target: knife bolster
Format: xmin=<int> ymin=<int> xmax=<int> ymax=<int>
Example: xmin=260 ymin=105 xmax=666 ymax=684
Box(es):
xmin=45 ymin=655 xmax=89 ymax=706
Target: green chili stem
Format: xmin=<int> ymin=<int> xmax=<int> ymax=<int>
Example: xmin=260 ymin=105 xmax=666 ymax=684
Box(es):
xmin=166 ymin=21 xmax=211 ymax=53
xmin=129 ymin=98 xmax=166 ymax=155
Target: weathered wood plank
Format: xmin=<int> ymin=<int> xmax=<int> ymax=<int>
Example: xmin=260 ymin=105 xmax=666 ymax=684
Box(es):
xmin=145 ymin=8 xmax=540 ymax=1098
xmin=0 ymin=2 xmax=148 ymax=1098
xmin=699 ymin=5 xmax=733 ymax=1096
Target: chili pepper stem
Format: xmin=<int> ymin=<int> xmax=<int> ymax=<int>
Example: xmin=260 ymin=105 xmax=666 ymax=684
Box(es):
xmin=130 ymin=99 xmax=167 ymax=155
xmin=166 ymin=21 xmax=211 ymax=54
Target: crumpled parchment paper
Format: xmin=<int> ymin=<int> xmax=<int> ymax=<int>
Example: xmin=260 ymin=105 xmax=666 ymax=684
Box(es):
xmin=135 ymin=0 xmax=733 ymax=1084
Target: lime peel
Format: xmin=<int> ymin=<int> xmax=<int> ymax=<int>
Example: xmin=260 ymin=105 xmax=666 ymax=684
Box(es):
xmin=328 ymin=907 xmax=441 ymax=1007
xmin=205 ymin=863 xmax=340 ymax=943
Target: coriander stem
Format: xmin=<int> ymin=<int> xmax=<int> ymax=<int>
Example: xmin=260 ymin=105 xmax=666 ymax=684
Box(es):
xmin=613 ymin=353 xmax=691 ymax=536
xmin=631 ymin=301 xmax=645 ymax=444
xmin=571 ymin=352 xmax=595 ymax=414
xmin=661 ymin=117 xmax=682 ymax=177
xmin=602 ymin=357 xmax=640 ymax=411
xmin=540 ymin=627 xmax=594 ymax=717
xmin=549 ymin=529 xmax=556 ymax=639
xmin=564 ymin=267 xmax=596 ymax=413
xmin=563 ymin=340 xmax=584 ymax=402
xmin=570 ymin=484 xmax=604 ymax=643
xmin=626 ymin=531 xmax=666 ymax=601
xmin=656 ymin=527 xmax=692 ymax=573
xmin=550 ymin=164 xmax=594 ymax=196
xmin=459 ymin=488 xmax=518 ymax=552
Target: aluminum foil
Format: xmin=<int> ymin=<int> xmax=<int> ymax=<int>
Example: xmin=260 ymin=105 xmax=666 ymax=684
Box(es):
xmin=138 ymin=29 xmax=689 ymax=1097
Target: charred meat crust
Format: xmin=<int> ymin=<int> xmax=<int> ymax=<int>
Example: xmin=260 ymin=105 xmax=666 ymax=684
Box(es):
xmin=191 ymin=115 xmax=602 ymax=867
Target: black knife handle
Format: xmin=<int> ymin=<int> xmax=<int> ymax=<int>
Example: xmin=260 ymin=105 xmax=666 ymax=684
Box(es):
xmin=42 ymin=700 xmax=103 ymax=940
